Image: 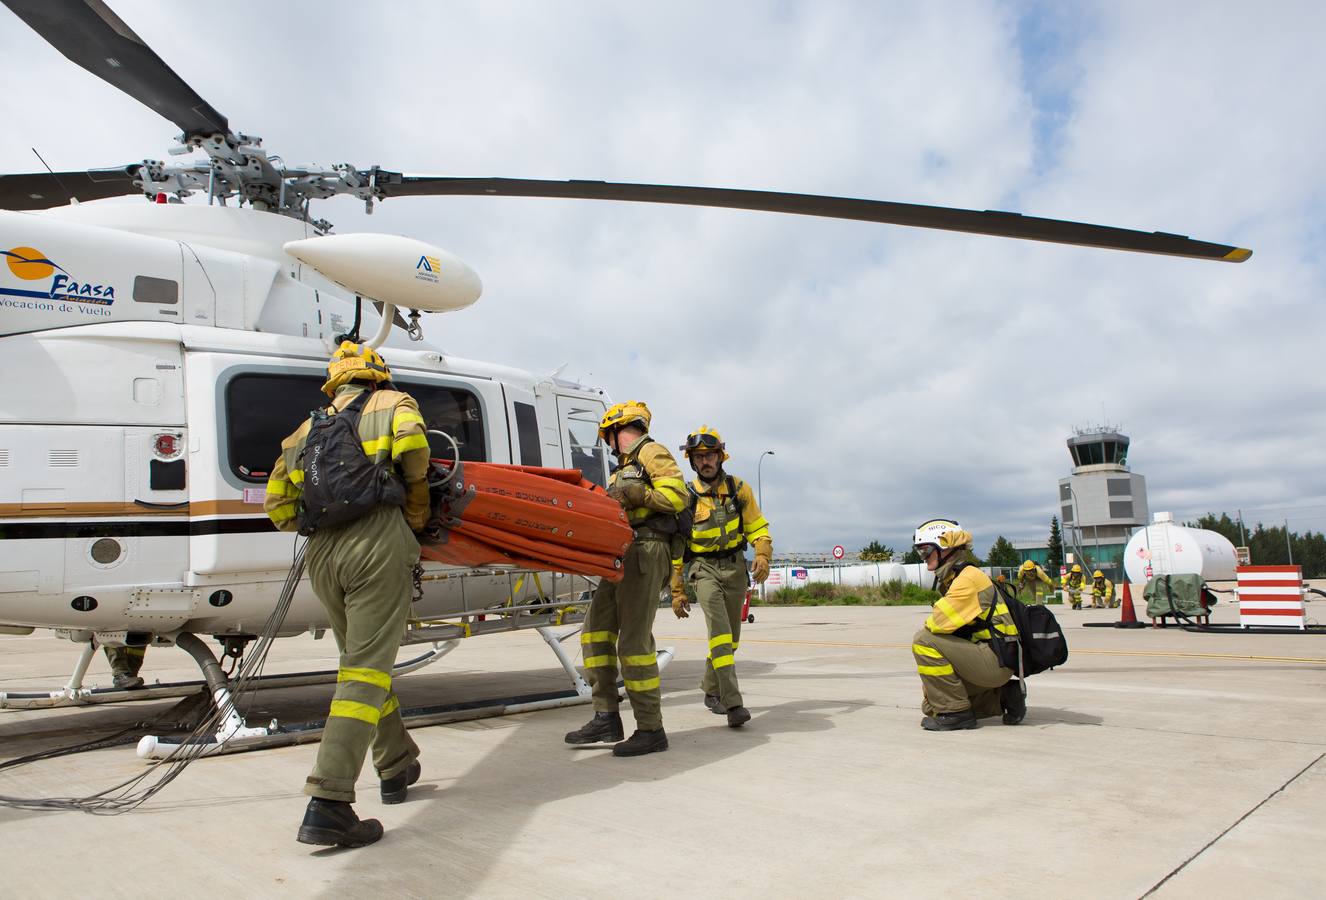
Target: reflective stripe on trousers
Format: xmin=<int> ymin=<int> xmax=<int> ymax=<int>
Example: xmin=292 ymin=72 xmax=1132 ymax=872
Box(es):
xmin=692 ymin=553 xmax=749 ymax=709
xmin=911 ymin=627 xmax=1012 ymax=718
xmin=582 ymin=538 xmax=670 ymax=730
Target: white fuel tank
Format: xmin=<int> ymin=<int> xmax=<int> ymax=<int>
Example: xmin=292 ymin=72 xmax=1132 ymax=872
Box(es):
xmin=284 ymin=233 xmax=482 ymax=313
xmin=1123 ymin=514 xmax=1238 ymax=583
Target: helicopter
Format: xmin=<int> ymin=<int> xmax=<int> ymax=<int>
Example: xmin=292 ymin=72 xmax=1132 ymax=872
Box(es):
xmin=0 ymin=0 xmax=1250 ymax=755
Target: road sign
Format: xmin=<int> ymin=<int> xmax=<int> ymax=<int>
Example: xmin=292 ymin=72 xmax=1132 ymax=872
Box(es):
xmin=832 ymin=545 xmax=844 ymax=560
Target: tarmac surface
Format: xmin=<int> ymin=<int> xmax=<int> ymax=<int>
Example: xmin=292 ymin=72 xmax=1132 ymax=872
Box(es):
xmin=2 ymin=599 xmax=1325 ymax=899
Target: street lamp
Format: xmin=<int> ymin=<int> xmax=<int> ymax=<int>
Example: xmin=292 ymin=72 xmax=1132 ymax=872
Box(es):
xmin=757 ymin=450 xmax=775 ymax=508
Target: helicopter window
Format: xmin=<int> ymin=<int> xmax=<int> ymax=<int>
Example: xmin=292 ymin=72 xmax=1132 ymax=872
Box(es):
xmin=224 ymin=373 xmax=488 ymax=483
xmin=513 ymin=401 xmax=542 ymax=466
xmin=226 ymin=373 xmax=326 ymax=482
xmin=397 ymin=381 xmax=488 ymax=464
xmin=134 ymin=275 xmax=179 ymax=304
xmin=556 ymin=396 xmax=608 ymax=488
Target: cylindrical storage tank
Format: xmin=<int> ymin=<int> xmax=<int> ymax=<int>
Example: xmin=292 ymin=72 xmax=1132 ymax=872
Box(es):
xmin=838 ymin=562 xmax=906 ymax=587
xmin=1123 ymin=521 xmax=1238 ymax=583
xmin=898 ymin=563 xmax=930 ymax=586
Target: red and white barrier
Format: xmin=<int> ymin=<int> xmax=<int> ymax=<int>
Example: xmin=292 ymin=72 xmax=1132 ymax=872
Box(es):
xmin=1236 ymin=565 xmax=1305 ymax=629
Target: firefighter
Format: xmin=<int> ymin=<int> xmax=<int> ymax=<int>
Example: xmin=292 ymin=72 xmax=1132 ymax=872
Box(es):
xmin=104 ymin=645 xmax=146 ymax=690
xmin=669 ymin=426 xmax=773 ymax=728
xmin=1091 ymin=570 xmax=1116 ymax=608
xmin=564 ymin=401 xmax=688 ymax=756
xmin=265 ymin=341 xmax=431 ymax=848
xmin=1063 ymin=563 xmax=1085 ymax=609
xmin=1015 ymin=560 xmax=1054 ymax=606
xmin=910 ymin=519 xmax=1023 ymax=731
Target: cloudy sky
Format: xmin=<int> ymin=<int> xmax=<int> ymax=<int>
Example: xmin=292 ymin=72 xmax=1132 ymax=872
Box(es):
xmin=3 ymin=1 xmax=1324 ymax=554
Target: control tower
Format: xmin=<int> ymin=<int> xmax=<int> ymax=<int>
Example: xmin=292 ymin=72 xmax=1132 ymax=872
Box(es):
xmin=1058 ymin=426 xmax=1148 ymax=576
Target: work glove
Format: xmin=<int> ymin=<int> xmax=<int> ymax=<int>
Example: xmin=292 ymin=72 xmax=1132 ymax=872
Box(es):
xmin=609 ymin=481 xmax=649 ymax=507
xmin=670 ymin=571 xmax=690 ymax=618
xmin=751 ymin=555 xmax=770 ymax=584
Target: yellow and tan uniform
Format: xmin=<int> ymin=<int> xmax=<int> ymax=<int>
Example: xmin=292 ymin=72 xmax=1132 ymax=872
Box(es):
xmin=1063 ymin=571 xmax=1085 ymax=609
xmin=1091 ymin=577 xmax=1115 ymax=609
xmin=677 ymin=474 xmax=771 ymax=710
xmin=583 ymin=435 xmax=687 ymax=730
xmin=911 ymin=563 xmax=1015 ymax=717
xmin=1016 ymin=564 xmax=1054 ymax=606
xmin=264 ymin=383 xmax=431 ymax=803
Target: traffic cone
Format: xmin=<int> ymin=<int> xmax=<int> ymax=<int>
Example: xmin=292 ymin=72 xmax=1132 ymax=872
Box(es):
xmin=1116 ymin=581 xmax=1145 ymax=628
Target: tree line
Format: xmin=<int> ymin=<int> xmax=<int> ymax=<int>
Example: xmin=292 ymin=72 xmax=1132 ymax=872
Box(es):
xmin=1185 ymin=512 xmax=1326 ymax=577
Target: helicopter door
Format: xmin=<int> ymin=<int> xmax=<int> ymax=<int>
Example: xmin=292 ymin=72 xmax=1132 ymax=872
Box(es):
xmin=555 ymin=395 xmax=609 ymax=487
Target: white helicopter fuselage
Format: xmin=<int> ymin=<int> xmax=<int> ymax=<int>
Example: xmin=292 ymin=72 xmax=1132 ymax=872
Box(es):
xmin=0 ymin=200 xmax=613 ymax=645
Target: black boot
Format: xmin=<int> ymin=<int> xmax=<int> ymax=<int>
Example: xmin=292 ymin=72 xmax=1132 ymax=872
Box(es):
xmin=920 ymin=709 xmax=979 ymax=732
xmin=380 ymin=759 xmax=422 ymax=804
xmin=726 ymin=706 xmax=751 ymax=728
xmin=112 ymin=673 xmax=145 ymax=690
xmin=612 ymin=728 xmax=668 ymax=757
xmin=296 ymin=799 xmax=384 ymax=848
xmin=704 ymin=693 xmax=725 ymax=714
xmin=1000 ymin=680 xmax=1026 ymax=725
xmin=564 ymin=711 xmax=624 ymax=745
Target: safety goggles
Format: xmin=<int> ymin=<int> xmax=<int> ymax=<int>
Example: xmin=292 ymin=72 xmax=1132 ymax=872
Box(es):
xmin=916 ymin=545 xmax=936 ymax=560
xmin=685 ymin=433 xmax=723 ymax=451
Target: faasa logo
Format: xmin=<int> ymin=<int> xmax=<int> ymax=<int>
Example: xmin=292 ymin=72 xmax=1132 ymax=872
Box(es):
xmin=414 ymin=254 xmax=441 ymax=284
xmin=2 ymin=246 xmax=116 ymax=308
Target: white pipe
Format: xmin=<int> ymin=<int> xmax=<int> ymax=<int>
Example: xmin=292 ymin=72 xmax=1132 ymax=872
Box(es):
xmin=365 ymin=301 xmax=396 ymax=349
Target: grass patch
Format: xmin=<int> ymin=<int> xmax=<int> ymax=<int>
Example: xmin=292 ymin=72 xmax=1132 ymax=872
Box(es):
xmin=754 ymin=580 xmax=940 ymax=607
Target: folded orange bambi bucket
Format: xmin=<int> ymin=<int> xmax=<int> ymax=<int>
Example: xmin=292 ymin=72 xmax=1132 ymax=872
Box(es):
xmin=417 ymin=460 xmax=634 ymax=581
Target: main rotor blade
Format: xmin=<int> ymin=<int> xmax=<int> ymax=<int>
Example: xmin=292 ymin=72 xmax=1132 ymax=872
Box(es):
xmin=0 ymin=168 xmax=140 ymax=210
xmin=381 ymin=176 xmax=1251 ymax=262
xmin=4 ymin=0 xmax=229 ymax=140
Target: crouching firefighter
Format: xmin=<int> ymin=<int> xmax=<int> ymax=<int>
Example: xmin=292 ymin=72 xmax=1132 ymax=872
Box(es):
xmin=565 ymin=401 xmax=688 ymax=756
xmin=911 ymin=519 xmax=1024 ymax=731
xmin=670 ymin=426 xmax=772 ymax=728
xmin=265 ymin=341 xmax=431 ymax=848
xmin=1091 ymin=570 xmax=1115 ymax=609
xmin=1016 ymin=560 xmax=1054 ymax=606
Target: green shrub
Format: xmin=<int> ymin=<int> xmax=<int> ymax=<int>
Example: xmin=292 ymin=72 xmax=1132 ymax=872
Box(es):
xmin=753 ymin=579 xmax=939 ymax=607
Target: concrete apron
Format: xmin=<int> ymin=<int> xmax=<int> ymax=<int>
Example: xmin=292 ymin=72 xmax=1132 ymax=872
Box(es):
xmin=1 ymin=601 xmax=1324 ymax=898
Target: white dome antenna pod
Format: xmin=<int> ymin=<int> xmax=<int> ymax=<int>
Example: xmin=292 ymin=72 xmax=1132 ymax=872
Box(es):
xmin=284 ymin=233 xmax=483 ymax=348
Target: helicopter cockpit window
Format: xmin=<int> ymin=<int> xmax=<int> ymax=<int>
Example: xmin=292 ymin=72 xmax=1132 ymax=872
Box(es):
xmin=133 ymin=275 xmax=178 ymax=304
xmin=224 ymin=373 xmax=488 ymax=484
xmin=555 ymin=396 xmax=608 ymax=488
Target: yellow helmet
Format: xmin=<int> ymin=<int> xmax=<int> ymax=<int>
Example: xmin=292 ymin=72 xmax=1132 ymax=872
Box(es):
xmin=1071 ymin=564 xmax=1082 ymax=573
xmin=1020 ymin=560 xmax=1035 ymax=571
xmin=1093 ymin=570 xmax=1105 ymax=579
xmin=680 ymin=425 xmax=729 ymax=461
xmin=322 ymin=341 xmax=393 ymax=396
xmin=598 ymin=400 xmax=651 ymax=440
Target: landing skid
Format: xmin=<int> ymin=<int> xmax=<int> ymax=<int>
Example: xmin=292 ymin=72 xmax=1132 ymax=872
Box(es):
xmin=0 ymin=642 xmax=455 ymax=710
xmin=138 ymin=623 xmax=675 ymax=759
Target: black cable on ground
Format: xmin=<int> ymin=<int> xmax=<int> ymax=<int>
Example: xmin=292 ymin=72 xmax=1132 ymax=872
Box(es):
xmin=0 ymin=540 xmax=306 ymax=814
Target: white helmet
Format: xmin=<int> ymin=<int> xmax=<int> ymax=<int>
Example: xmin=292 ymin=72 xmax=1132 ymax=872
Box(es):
xmin=913 ymin=518 xmax=971 ymax=551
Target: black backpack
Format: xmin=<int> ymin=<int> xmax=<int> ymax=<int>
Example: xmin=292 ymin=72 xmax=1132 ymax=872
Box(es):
xmin=296 ymin=390 xmax=406 ymax=536
xmin=985 ymin=578 xmax=1069 ymax=677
